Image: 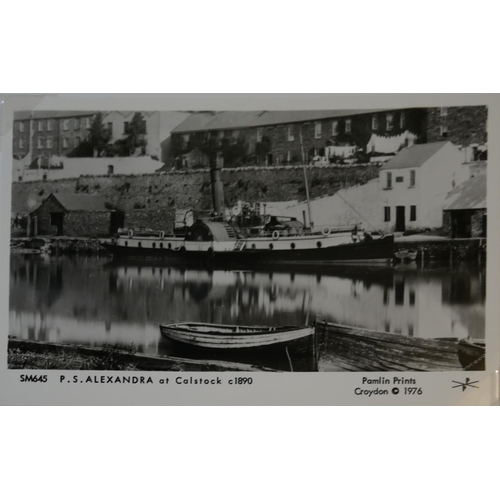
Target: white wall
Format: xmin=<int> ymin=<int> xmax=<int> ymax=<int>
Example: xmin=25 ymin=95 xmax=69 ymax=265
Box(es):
xmin=378 ymin=143 xmax=469 ymax=231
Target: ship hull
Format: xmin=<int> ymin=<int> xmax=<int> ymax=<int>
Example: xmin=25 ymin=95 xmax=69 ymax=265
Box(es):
xmin=102 ymin=235 xmax=394 ymax=265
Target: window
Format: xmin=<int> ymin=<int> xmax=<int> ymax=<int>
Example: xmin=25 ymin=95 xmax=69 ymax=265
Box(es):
xmin=409 ymin=170 xmax=415 ymax=187
xmin=218 ymin=130 xmax=224 ymax=145
xmin=85 ymin=117 xmax=91 ymax=129
xmin=19 ymin=139 xmax=25 ymax=149
xmin=37 ymin=137 xmax=44 ymax=149
xmin=75 ymin=137 xmax=81 ymax=147
xmin=18 ymin=176 xmax=23 ymax=182
xmin=232 ymin=130 xmax=239 ymax=143
xmin=63 ymin=119 xmax=69 ymax=131
xmin=42 ymin=174 xmax=47 ymax=180
xmin=182 ymin=134 xmax=190 ymax=148
xmin=124 ymin=121 xmax=130 ymax=134
xmin=257 ymin=128 xmax=263 ymax=142
xmin=287 ymin=125 xmax=294 ymax=141
xmin=332 ymin=120 xmax=338 ymax=136
xmin=409 ymin=290 xmax=416 ymax=306
xmin=384 ymin=206 xmax=391 ymax=222
xmin=386 ymin=113 xmax=394 ymax=131
xmin=107 ymin=165 xmax=114 ymax=175
xmin=74 ymin=118 xmax=80 ymax=130
xmin=410 ymin=206 xmax=417 ymax=221
xmin=287 ymin=151 xmax=291 ymax=163
xmin=19 ymin=122 xmax=25 ymax=132
xmin=440 ymin=107 xmax=448 ymax=117
xmin=314 ymin=122 xmax=322 ymax=139
xmin=63 ymin=138 xmax=69 ymax=149
xmin=441 ymin=125 xmax=448 ymax=138
xmin=38 ymin=121 xmax=43 ymax=132
xmin=47 ymin=120 xmax=52 ymax=131
xmin=385 ymin=172 xmax=392 ymax=189
xmin=345 ymin=119 xmax=352 ymax=133
xmin=400 ymin=112 xmax=406 ymax=129
xmin=396 ymin=176 xmax=404 ymax=183
xmin=46 ymin=137 xmax=53 ymax=149
xmin=372 ymin=116 xmax=378 ymax=130
xmin=107 ymin=122 xmax=113 ymax=134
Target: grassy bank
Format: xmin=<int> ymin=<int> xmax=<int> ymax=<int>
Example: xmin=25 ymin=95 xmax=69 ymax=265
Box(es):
xmin=8 ymin=339 xmax=276 ymax=372
xmin=8 ymin=348 xmax=138 ymax=370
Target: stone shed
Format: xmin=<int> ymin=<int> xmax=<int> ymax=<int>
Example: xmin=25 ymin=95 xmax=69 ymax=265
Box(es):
xmin=443 ymin=173 xmax=486 ymax=238
xmin=28 ymin=193 xmax=120 ymax=237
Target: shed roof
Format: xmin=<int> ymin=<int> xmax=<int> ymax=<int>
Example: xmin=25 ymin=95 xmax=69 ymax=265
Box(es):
xmin=380 ymin=142 xmax=449 ymax=171
xmin=443 ymin=174 xmax=486 ymax=211
xmin=50 ymin=193 xmax=108 ymax=211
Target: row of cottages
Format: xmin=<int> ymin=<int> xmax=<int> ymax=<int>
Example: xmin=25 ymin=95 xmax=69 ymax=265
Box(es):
xmin=266 ymin=141 xmax=476 ymax=234
xmin=27 ymin=193 xmax=123 ymax=238
xmin=12 ymin=111 xmax=162 ymax=178
xmin=168 ymin=106 xmax=487 ymax=169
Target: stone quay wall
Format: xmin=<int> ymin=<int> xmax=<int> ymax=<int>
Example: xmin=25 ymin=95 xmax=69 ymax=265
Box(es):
xmin=12 ymin=164 xmax=381 ymax=232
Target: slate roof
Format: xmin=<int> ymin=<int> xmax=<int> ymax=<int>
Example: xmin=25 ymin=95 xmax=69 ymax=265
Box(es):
xmin=380 ymin=142 xmax=449 ymax=171
xmin=443 ymin=174 xmax=486 ymax=211
xmin=201 ymin=111 xmax=265 ymax=131
xmin=250 ymin=109 xmax=384 ymax=128
xmin=51 ymin=193 xmax=108 ymax=211
xmin=171 ymin=109 xmax=385 ymax=134
xmin=170 ymin=112 xmax=217 ymax=133
xmin=14 ymin=111 xmax=99 ymax=121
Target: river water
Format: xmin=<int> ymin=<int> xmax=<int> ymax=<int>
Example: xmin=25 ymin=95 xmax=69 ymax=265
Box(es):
xmin=9 ymin=254 xmax=486 ymax=371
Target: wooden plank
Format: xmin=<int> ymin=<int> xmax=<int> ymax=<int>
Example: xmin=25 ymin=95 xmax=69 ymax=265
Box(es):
xmin=317 ymin=320 xmax=462 ymax=372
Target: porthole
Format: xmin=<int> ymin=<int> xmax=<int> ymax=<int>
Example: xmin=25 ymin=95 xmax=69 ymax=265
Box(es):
xmin=269 ymin=244 xmax=274 ymax=250
xmin=316 ymin=241 xmax=322 ymax=248
xmin=291 ymin=243 xmax=296 ymax=250
xmin=160 ymin=243 xmax=164 ymax=249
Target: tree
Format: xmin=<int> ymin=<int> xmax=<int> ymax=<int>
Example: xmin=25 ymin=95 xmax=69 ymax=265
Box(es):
xmin=88 ymin=112 xmax=112 ymax=157
xmin=114 ymin=112 xmax=148 ymax=156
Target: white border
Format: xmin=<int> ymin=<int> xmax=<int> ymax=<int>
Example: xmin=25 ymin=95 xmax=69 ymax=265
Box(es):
xmin=1 ymin=94 xmax=498 ymax=405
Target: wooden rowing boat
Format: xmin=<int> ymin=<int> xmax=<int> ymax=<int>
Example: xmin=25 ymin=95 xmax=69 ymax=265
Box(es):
xmin=458 ymin=339 xmax=485 ymax=371
xmin=159 ymin=322 xmax=315 ymax=349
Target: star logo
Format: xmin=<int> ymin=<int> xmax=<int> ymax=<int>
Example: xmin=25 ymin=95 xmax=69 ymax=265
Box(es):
xmin=452 ymin=377 xmax=479 ymax=391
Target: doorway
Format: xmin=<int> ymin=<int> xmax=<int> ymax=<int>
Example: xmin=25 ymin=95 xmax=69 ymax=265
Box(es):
xmin=266 ymin=153 xmax=273 ymax=166
xmin=395 ymin=206 xmax=406 ymax=232
xmin=50 ymin=212 xmax=64 ymax=236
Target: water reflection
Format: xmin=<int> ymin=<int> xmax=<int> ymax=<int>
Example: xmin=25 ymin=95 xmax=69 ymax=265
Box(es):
xmin=9 ymin=255 xmax=486 ymax=370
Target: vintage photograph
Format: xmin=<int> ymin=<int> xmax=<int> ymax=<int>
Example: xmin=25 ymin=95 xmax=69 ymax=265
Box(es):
xmin=8 ymin=106 xmax=487 ymax=373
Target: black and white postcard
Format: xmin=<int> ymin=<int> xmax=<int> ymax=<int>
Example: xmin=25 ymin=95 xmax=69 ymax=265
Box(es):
xmin=1 ymin=94 xmax=498 ymax=405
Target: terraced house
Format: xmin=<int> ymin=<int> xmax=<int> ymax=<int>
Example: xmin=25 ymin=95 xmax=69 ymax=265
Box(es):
xmin=12 ymin=111 xmax=162 ymax=167
xmin=169 ymin=106 xmax=487 ymax=169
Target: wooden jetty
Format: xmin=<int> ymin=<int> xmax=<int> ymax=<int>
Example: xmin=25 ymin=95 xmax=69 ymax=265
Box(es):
xmin=315 ymin=320 xmax=462 ymax=372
